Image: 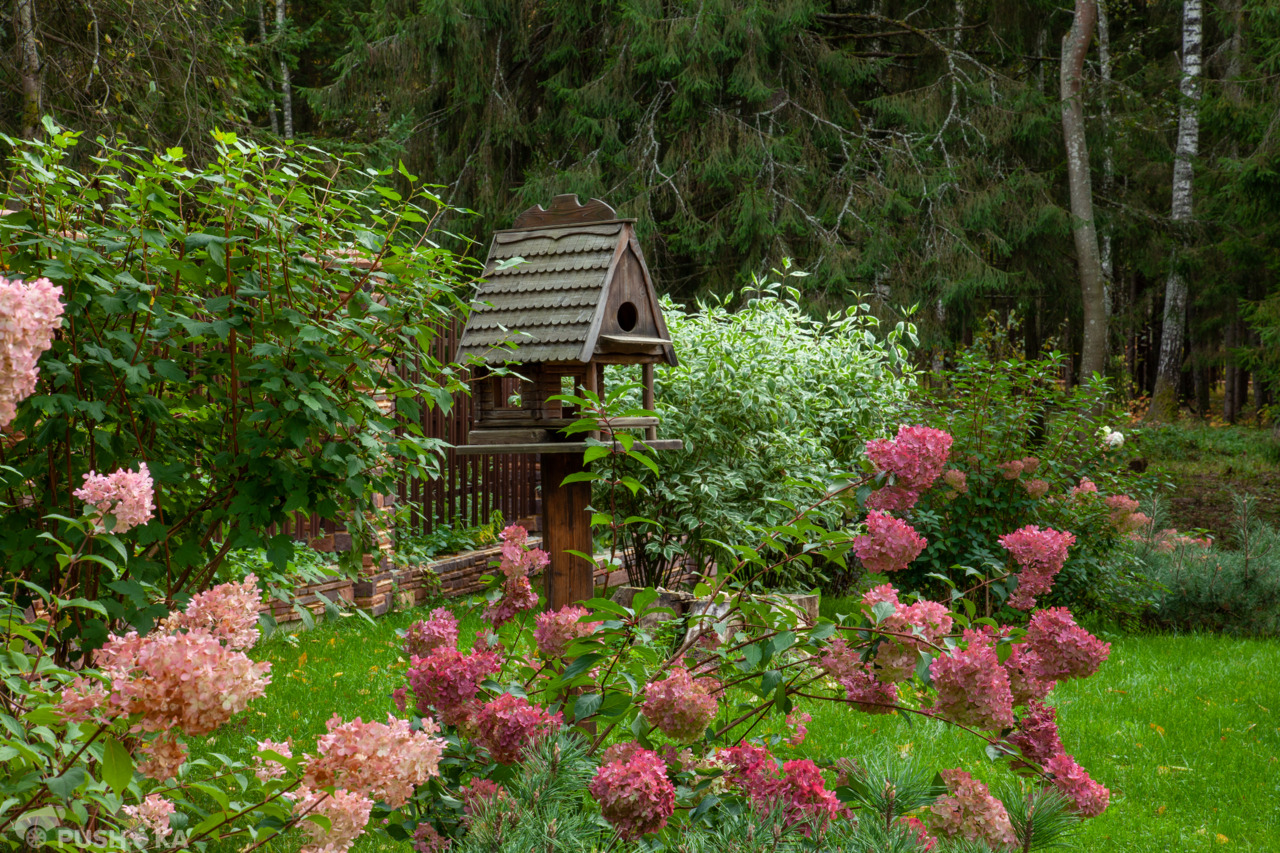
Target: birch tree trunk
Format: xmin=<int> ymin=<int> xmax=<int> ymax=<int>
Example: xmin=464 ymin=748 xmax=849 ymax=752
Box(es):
xmin=1097 ymin=0 xmax=1114 ymax=316
xmin=276 ymin=0 xmax=294 ymax=140
xmin=13 ymin=0 xmax=41 ymax=140
xmin=1061 ymin=0 xmax=1108 ymax=381
xmin=258 ymin=1 xmax=280 ymax=136
xmin=1148 ymin=0 xmax=1202 ymax=422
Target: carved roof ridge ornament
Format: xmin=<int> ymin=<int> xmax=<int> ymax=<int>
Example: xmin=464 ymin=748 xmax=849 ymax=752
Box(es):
xmin=510 ymin=194 xmax=619 ymax=230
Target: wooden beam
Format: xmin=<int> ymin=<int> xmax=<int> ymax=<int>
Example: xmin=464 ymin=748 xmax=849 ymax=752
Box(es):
xmin=455 ymin=439 xmax=683 ymax=456
xmin=642 ymin=363 xmax=657 ymax=440
xmin=541 ymin=452 xmax=595 ymax=611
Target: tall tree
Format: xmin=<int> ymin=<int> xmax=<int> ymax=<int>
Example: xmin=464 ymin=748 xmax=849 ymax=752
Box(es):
xmin=275 ymin=1 xmax=294 ymax=139
xmin=1060 ymin=0 xmax=1108 ymax=381
xmin=1148 ymin=0 xmax=1203 ymax=422
xmin=12 ymin=0 xmax=41 ymax=140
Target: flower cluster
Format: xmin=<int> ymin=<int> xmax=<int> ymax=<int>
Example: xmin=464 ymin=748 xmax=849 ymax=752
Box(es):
xmin=589 ymin=747 xmax=676 ymax=840
xmin=294 ymin=786 xmax=373 ymax=853
xmin=137 ymin=734 xmax=188 ymax=782
xmin=1023 ymin=478 xmax=1050 ymax=499
xmin=533 ymin=605 xmax=599 ymax=658
xmin=1045 ymin=754 xmax=1110 ymax=817
xmin=1069 ymin=478 xmax=1098 ymax=498
xmin=1024 ymin=608 xmax=1110 ymax=681
xmin=1100 ymin=428 xmax=1125 ymax=450
xmin=484 ymin=525 xmax=547 ymax=627
xmin=642 ymin=664 xmax=719 ymax=743
xmin=1007 ymin=701 xmax=1063 ymax=767
xmin=853 ymin=511 xmax=928 ymax=573
xmin=865 ymin=425 xmax=953 ymax=509
xmin=837 ymin=661 xmax=898 ymax=714
xmin=0 ymin=275 xmax=64 ymax=427
xmin=406 ymin=646 xmax=501 ymax=726
xmin=404 ymin=608 xmax=460 ymax=659
xmin=785 ymin=711 xmax=811 ymax=746
xmin=62 ymin=621 xmax=271 ymax=742
xmin=862 ymin=583 xmax=952 ymax=682
xmin=1002 ymin=643 xmax=1056 ymax=707
xmin=471 ymin=693 xmax=563 ymax=764
xmin=306 ymin=713 xmax=445 ymax=807
xmin=253 ymin=738 xmax=293 ymax=782
xmin=928 ymin=769 xmax=1016 ymax=849
xmin=122 ymin=794 xmax=175 ymax=842
xmin=1104 ymin=493 xmax=1151 ymax=534
xmin=73 ymin=463 xmax=156 ymax=534
xmin=719 ymin=744 xmax=841 ymax=832
xmin=163 ymin=573 xmax=261 ymax=650
xmin=998 ymin=526 xmax=1076 ymax=610
xmin=411 ymin=824 xmax=450 ymax=853
xmin=1148 ymin=528 xmax=1213 ymax=553
xmin=928 ymin=629 xmax=1015 ymax=731
xmin=942 ymin=468 xmax=968 ymax=494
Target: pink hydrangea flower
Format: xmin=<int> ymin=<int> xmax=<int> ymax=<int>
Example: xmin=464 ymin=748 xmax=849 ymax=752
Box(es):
xmin=900 ymin=816 xmax=938 ymax=851
xmin=942 ymin=468 xmax=968 ymax=493
xmin=163 ymin=574 xmax=261 ymax=650
xmin=718 ymin=746 xmax=839 ymax=833
xmin=57 ymin=675 xmax=113 ymax=722
xmin=865 ymin=485 xmax=920 ymax=512
xmin=122 ymin=793 xmax=175 ymax=842
xmin=1104 ymin=494 xmax=1145 ymax=533
xmin=642 ymin=663 xmax=718 ymax=744
xmin=484 ymin=575 xmax=539 ymax=628
xmin=93 ymin=628 xmax=271 ymax=736
xmin=854 ymin=511 xmax=927 ymax=573
xmin=997 ymin=460 xmax=1024 ymax=480
xmin=589 ymin=748 xmax=675 ymax=840
xmin=1002 ymin=643 xmax=1056 ymax=707
xmin=306 ymin=713 xmax=445 ymax=807
xmin=865 ymin=425 xmax=953 ymax=491
xmin=74 ymin=463 xmax=155 ymax=534
xmin=411 ymin=823 xmax=450 ymax=853
xmin=1019 ymin=456 xmax=1041 ymax=474
xmin=0 ymin=275 xmax=64 ymax=427
xmin=471 ymin=693 xmax=563 ymax=764
xmin=406 ymin=646 xmax=501 ymax=726
xmin=1007 ymin=701 xmax=1063 ymax=767
xmin=1022 ymin=478 xmax=1050 ymax=499
xmin=1045 ymin=754 xmax=1110 ymax=817
xmin=860 ymin=584 xmax=952 ymax=682
xmin=254 ymin=738 xmax=293 ymax=782
xmin=137 ymin=733 xmax=188 ymax=782
xmin=928 ymin=768 xmax=1016 ymax=849
xmin=533 ymin=605 xmax=600 ymax=658
xmin=1024 ymin=608 xmax=1110 ymax=682
xmin=785 ymin=711 xmax=811 ymax=746
xmin=405 ymin=608 xmax=459 ymax=658
xmin=839 ymin=661 xmax=899 ymax=714
xmin=999 ymin=526 xmax=1076 ymax=610
xmin=294 ymin=786 xmax=373 ymax=853
xmin=497 ymin=524 xmax=550 ymax=580
xmin=1069 ymin=478 xmax=1098 ymax=498
xmin=928 ymin=629 xmax=1015 ymax=731
xmin=460 ymin=778 xmax=512 ymax=819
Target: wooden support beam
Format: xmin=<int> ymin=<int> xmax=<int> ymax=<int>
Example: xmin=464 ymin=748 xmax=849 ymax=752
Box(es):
xmin=642 ymin=363 xmax=657 ymax=440
xmin=540 ymin=452 xmax=595 ymax=611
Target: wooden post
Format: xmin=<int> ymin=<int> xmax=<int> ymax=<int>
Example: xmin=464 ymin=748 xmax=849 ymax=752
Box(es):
xmin=540 ymin=452 xmax=595 ymax=610
xmin=642 ymin=363 xmax=657 ymax=440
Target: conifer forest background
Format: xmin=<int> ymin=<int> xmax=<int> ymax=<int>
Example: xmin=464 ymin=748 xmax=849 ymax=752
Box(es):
xmin=3 ymin=0 xmax=1279 ymax=422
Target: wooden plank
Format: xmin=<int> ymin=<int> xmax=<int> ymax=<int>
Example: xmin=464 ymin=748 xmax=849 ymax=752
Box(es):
xmin=511 ymin=195 xmax=618 ymax=229
xmin=467 ymin=428 xmax=552 ymax=445
xmin=475 ymin=416 xmax=659 ymax=429
xmin=456 ymin=439 xmax=683 ymax=456
xmin=642 ymin=363 xmax=657 ymax=440
xmin=540 ymin=452 xmax=595 ymax=610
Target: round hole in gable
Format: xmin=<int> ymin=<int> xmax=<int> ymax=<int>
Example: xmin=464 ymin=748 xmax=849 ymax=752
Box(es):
xmin=616 ymin=301 xmax=639 ymax=332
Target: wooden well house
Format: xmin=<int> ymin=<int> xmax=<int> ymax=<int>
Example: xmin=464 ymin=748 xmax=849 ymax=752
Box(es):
xmin=455 ymin=194 xmax=683 ymax=608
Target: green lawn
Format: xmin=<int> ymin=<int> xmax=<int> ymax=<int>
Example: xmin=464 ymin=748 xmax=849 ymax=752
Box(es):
xmin=206 ymin=604 xmax=1280 ymax=851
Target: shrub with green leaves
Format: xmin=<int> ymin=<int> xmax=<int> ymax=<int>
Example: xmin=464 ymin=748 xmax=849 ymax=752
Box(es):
xmin=897 ymin=351 xmax=1153 ymax=617
xmin=0 ymin=125 xmax=473 ymax=643
xmin=600 ymin=268 xmax=918 ymax=590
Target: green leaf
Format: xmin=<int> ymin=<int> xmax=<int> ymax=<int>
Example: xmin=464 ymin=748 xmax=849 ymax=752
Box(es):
xmin=101 ymin=737 xmax=133 ymax=796
xmin=46 ymin=767 xmax=87 ymax=800
xmin=574 ymin=693 xmax=603 ymax=721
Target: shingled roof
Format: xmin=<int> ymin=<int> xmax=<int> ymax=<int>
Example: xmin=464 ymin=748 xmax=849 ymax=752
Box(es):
xmin=456 ymin=220 xmax=624 ymax=365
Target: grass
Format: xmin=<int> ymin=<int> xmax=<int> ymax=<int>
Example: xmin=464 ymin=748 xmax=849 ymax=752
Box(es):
xmin=1132 ymin=420 xmax=1280 ymax=543
xmin=198 ymin=600 xmax=1280 ymax=852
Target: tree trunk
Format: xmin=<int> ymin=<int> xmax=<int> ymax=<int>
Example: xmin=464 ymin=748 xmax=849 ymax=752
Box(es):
xmin=1148 ymin=0 xmax=1202 ymax=422
xmin=1224 ymin=314 xmax=1237 ymax=423
xmin=1060 ymin=0 xmax=1108 ymax=381
xmin=1097 ymin=0 xmax=1115 ymax=317
xmin=257 ymin=1 xmax=280 ymax=135
xmin=276 ymin=1 xmax=293 ymax=140
xmin=13 ymin=0 xmax=41 ymax=140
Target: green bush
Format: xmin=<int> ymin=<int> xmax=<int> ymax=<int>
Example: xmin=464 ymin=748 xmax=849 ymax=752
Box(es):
xmin=599 ymin=268 xmax=918 ymax=590
xmin=896 ymin=351 xmax=1153 ymax=618
xmin=1142 ymin=496 xmax=1280 ymax=636
xmin=0 ymin=125 xmax=473 ymax=644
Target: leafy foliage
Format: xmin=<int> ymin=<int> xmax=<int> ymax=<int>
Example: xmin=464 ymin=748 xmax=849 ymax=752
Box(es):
xmin=0 ymin=126 xmax=473 ymax=643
